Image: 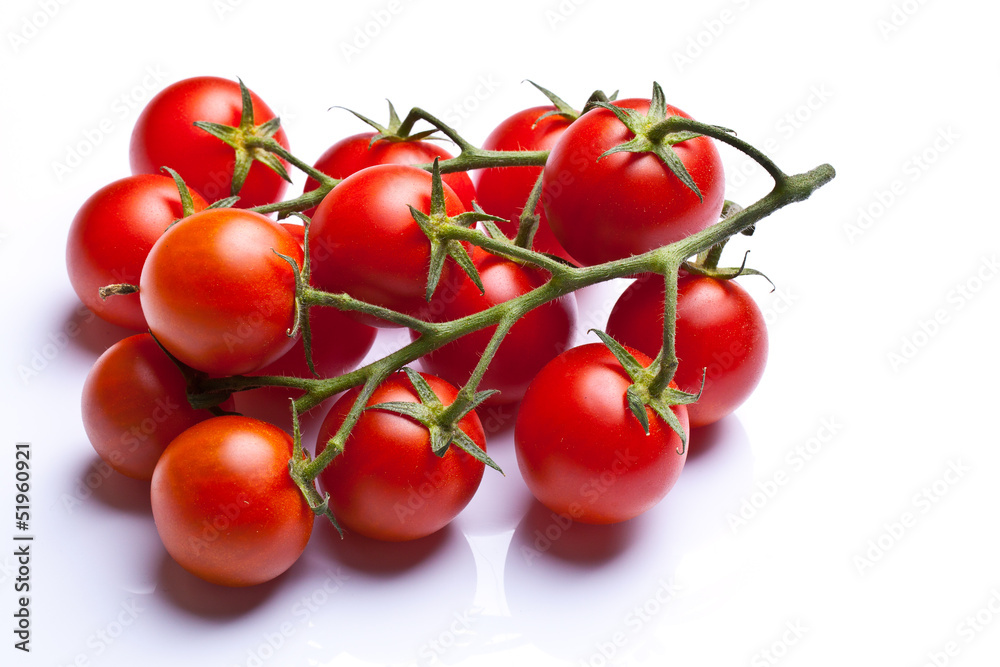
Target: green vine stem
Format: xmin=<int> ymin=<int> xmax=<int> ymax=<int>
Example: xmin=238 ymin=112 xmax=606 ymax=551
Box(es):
xmin=192 ymin=101 xmax=835 ymax=501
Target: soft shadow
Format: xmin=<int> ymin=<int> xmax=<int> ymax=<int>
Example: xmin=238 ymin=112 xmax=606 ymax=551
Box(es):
xmin=156 ymin=550 xmax=281 ymax=619
xmin=74 ymin=454 xmax=151 ymax=515
xmin=686 ymin=417 xmax=731 ymax=462
xmin=63 ymin=301 xmax=135 ymax=357
xmin=313 ymin=520 xmax=452 ymax=576
xmin=510 ymin=500 xmax=641 ymax=567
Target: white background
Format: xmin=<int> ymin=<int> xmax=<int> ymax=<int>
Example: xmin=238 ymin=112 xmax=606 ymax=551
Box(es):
xmin=3 ymin=0 xmax=1000 ymax=665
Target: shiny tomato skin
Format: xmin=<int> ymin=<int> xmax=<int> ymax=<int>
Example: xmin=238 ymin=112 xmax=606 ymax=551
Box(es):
xmin=66 ymin=174 xmax=208 ymax=330
xmin=308 ymin=164 xmax=466 ymax=328
xmin=606 ymin=273 xmax=768 ymax=428
xmin=129 ymin=76 xmax=289 ymax=208
xmin=474 ymin=105 xmax=575 ymax=261
xmin=411 ymin=247 xmax=577 ymax=405
xmin=82 ymin=334 xmax=233 ymax=480
xmin=315 ymin=372 xmax=487 ymax=541
xmin=139 ymin=208 xmax=303 ymax=376
xmin=151 ymin=416 xmax=313 ymax=587
xmin=301 ymin=133 xmax=476 ymax=216
xmin=542 ymin=99 xmax=725 ymax=266
xmin=514 ymin=343 xmax=689 ymax=524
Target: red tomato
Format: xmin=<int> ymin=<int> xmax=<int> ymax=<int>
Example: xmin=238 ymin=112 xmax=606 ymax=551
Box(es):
xmin=66 ymin=174 xmax=208 ymax=330
xmin=308 ymin=164 xmax=466 ymax=328
xmin=514 ymin=343 xmax=689 ymax=524
xmin=411 ymin=247 xmax=577 ymax=405
xmin=474 ymin=105 xmax=575 ymax=261
xmin=301 ymin=133 xmax=476 ymax=217
xmin=129 ymin=76 xmax=289 ymax=208
xmin=315 ymin=372 xmax=487 ymax=541
xmin=151 ymin=416 xmax=313 ymax=586
xmin=541 ymin=99 xmax=725 ymax=266
xmin=606 ymin=272 xmax=768 ymax=428
xmin=82 ymin=334 xmax=233 ymax=480
xmin=139 ymin=208 xmax=303 ymax=376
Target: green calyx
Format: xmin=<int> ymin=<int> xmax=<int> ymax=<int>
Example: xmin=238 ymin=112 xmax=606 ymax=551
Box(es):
xmin=193 ymin=78 xmax=292 ymax=198
xmin=592 ymin=81 xmax=733 ymax=203
xmin=367 ymin=368 xmax=503 ymax=473
xmin=591 ymin=329 xmax=698 ymax=455
xmin=410 ymin=159 xmax=506 ymax=300
xmin=338 ymin=100 xmax=440 ymax=146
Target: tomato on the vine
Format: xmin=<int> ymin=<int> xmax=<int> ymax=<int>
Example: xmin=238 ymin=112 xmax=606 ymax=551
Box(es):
xmin=315 ymin=372 xmax=487 ymax=541
xmin=475 ymin=105 xmax=575 ymax=261
xmin=514 ymin=342 xmax=689 ymax=524
xmin=302 ymin=133 xmax=476 ymax=217
xmin=129 ymin=76 xmax=289 ymax=208
xmin=151 ymin=416 xmax=313 ymax=587
xmin=541 ymin=98 xmax=725 ymax=266
xmin=308 ymin=164 xmax=466 ymax=327
xmin=139 ymin=208 xmax=303 ymax=376
xmin=82 ymin=334 xmax=233 ymax=480
xmin=606 ymin=272 xmax=768 ymax=428
xmin=66 ymin=174 xmax=208 ymax=331
xmin=412 ymin=247 xmax=577 ymax=405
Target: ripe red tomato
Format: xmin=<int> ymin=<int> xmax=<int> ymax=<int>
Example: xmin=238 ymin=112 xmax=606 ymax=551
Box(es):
xmin=308 ymin=164 xmax=466 ymax=327
xmin=301 ymin=133 xmax=476 ymax=217
xmin=82 ymin=334 xmax=233 ymax=480
xmin=606 ymin=272 xmax=768 ymax=428
xmin=139 ymin=208 xmax=303 ymax=376
xmin=411 ymin=247 xmax=577 ymax=405
xmin=66 ymin=174 xmax=208 ymax=331
xmin=129 ymin=76 xmax=289 ymax=208
xmin=514 ymin=343 xmax=689 ymax=524
xmin=541 ymin=99 xmax=725 ymax=266
xmin=474 ymin=105 xmax=575 ymax=261
xmin=151 ymin=416 xmax=314 ymax=587
xmin=315 ymin=372 xmax=487 ymax=541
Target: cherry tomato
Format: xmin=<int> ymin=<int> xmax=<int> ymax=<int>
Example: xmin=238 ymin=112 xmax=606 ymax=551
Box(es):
xmin=139 ymin=208 xmax=303 ymax=376
xmin=81 ymin=334 xmax=233 ymax=480
xmin=474 ymin=105 xmax=575 ymax=261
xmin=151 ymin=416 xmax=314 ymax=587
xmin=129 ymin=76 xmax=289 ymax=208
xmin=315 ymin=372 xmax=487 ymax=541
xmin=308 ymin=164 xmax=466 ymax=328
xmin=66 ymin=174 xmax=208 ymax=330
xmin=514 ymin=342 xmax=689 ymax=524
xmin=606 ymin=272 xmax=768 ymax=428
xmin=541 ymin=99 xmax=725 ymax=266
xmin=302 ymin=133 xmax=475 ymax=217
xmin=412 ymin=247 xmax=577 ymax=405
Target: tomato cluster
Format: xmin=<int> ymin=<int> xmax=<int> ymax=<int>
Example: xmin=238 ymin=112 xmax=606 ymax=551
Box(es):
xmin=67 ymin=75 xmax=783 ymax=588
